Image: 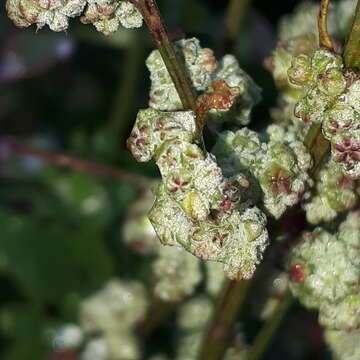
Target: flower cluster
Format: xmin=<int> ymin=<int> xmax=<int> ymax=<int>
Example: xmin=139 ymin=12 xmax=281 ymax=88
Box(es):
xmin=80 ymin=0 xmax=142 ymax=35
xmin=146 ymin=38 xmax=260 ymax=125
xmin=288 ymin=213 xmax=360 ymax=330
xmin=127 ymin=108 xmax=268 ymax=280
xmin=6 ymin=0 xmax=142 ymax=34
xmin=273 ymin=44 xmax=360 ymax=179
xmin=128 ymin=38 xmax=269 ymax=280
xmin=213 ymin=126 xmax=312 ymax=219
xmin=268 ymin=0 xmax=357 ymax=144
xmin=304 ymin=160 xmax=358 ymax=224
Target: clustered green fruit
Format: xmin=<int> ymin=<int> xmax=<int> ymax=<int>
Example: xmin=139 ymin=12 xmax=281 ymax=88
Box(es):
xmin=284 ymin=48 xmax=360 ymax=179
xmin=127 ymin=106 xmax=268 ymax=280
xmin=128 ymin=38 xmax=269 ymax=280
xmin=304 ymin=160 xmax=358 ymax=224
xmin=6 ymin=0 xmax=142 ymax=34
xmin=146 ymin=38 xmax=260 ymax=125
xmin=288 ymin=213 xmax=360 ymax=330
xmin=213 ymin=126 xmax=312 ymax=219
xmin=81 ymin=0 xmax=142 ymax=35
xmin=269 ymin=0 xmax=356 ymax=144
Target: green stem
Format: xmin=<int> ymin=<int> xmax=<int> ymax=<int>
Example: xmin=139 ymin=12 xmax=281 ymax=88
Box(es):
xmin=344 ymin=0 xmax=360 ymax=68
xmin=197 ymin=279 xmax=251 ymax=360
xmin=130 ymin=0 xmax=197 ymax=111
xmin=246 ymin=291 xmax=293 ymax=360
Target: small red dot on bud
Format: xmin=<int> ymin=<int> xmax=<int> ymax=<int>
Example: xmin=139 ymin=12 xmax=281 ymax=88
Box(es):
xmin=221 ymin=197 xmax=232 ymax=211
xmin=290 ymin=263 xmax=305 ymax=283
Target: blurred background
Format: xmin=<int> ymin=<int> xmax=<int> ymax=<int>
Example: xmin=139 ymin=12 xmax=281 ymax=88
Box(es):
xmin=0 ymin=1 xmax=333 ymax=359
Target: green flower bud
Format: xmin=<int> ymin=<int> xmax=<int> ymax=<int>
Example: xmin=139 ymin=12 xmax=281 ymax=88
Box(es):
xmin=255 ymin=140 xmax=312 ymax=219
xmin=289 ymin=229 xmax=360 ymax=309
xmin=213 ymin=128 xmax=312 ymax=218
xmin=304 ymin=161 xmax=358 ymax=224
xmin=148 ymin=184 xmax=191 ymax=247
xmin=146 ymin=38 xmax=217 ymax=111
xmin=6 ymin=0 xmax=86 ymax=31
xmin=294 ymin=86 xmax=329 ymax=124
xmin=181 ymin=189 xmax=209 ymax=221
xmin=322 ymin=103 xmax=356 ymax=140
xmin=311 ymin=49 xmax=343 ymax=76
xmin=289 ymin=226 xmax=360 ymax=330
xmin=212 ymin=128 xmax=262 ymax=176
xmin=80 ymin=0 xmax=142 ymax=35
xmin=287 ymin=54 xmax=312 ymax=86
xmin=127 ymin=109 xmax=196 ymax=162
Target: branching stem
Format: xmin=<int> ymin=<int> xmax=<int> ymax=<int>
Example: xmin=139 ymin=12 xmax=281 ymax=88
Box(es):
xmin=247 ymin=291 xmax=293 ymax=360
xmin=223 ymin=0 xmax=252 ymax=53
xmin=344 ymin=0 xmax=360 ymax=68
xmin=130 ymin=0 xmax=197 ymax=111
xmin=318 ymin=0 xmax=334 ymax=50
xmin=197 ymin=279 xmax=251 ymax=360
xmin=5 ymin=140 xmax=153 ymax=188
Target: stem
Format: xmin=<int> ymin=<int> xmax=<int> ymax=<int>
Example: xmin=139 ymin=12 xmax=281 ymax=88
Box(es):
xmin=304 ymin=122 xmax=330 ymax=174
xmin=6 ymin=140 xmax=153 ymax=188
xmin=130 ymin=0 xmax=197 ymax=111
xmin=318 ymin=0 xmax=334 ymax=51
xmin=108 ymin=34 xmax=146 ymax=139
xmin=246 ymin=291 xmax=293 ymax=360
xmin=223 ymin=0 xmax=252 ymax=53
xmin=344 ymin=0 xmax=360 ymax=68
xmin=197 ymin=279 xmax=251 ymax=360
